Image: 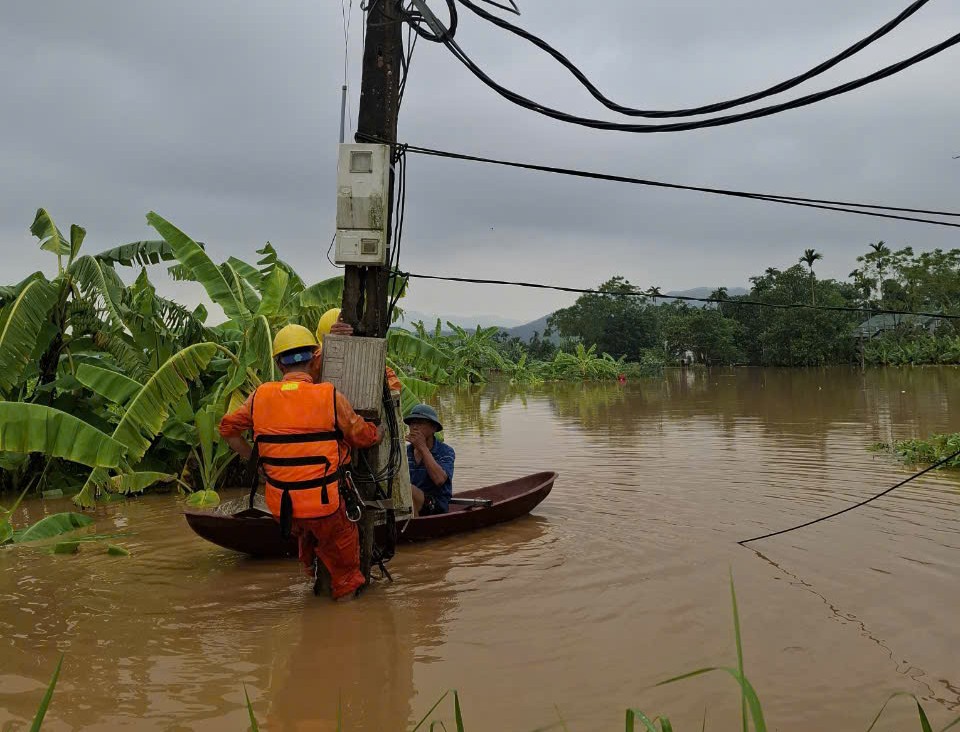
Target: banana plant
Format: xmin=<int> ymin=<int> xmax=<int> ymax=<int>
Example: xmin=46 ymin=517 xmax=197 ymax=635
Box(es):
xmin=72 ymin=342 xmax=220 ymax=506
xmin=183 ymin=404 xmax=236 ymax=508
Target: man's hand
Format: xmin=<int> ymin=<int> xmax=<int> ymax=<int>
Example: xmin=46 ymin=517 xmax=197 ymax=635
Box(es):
xmin=329 ymin=321 xmax=354 ymax=337
xmin=406 ymin=430 xmax=427 ymax=451
xmin=405 ymin=430 xmax=427 ymax=463
xmin=225 ymin=435 xmax=253 ymax=461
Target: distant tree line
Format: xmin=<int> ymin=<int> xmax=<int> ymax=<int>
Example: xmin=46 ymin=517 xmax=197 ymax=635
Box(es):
xmin=499 ymin=243 xmax=960 ymax=368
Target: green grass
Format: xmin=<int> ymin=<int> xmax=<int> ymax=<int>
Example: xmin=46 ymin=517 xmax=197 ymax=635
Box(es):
xmin=23 ymin=578 xmax=960 ymax=730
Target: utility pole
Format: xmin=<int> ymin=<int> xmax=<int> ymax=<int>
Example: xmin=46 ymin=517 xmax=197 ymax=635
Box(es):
xmin=341 ymin=0 xmax=404 ymax=581
xmin=343 ymin=0 xmax=403 ymax=338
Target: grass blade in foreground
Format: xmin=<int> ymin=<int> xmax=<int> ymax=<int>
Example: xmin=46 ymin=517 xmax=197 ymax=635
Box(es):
xmin=626 ymin=709 xmax=662 ymax=732
xmin=30 ymin=654 xmax=63 ymax=732
xmin=454 ymin=690 xmax=465 ymax=732
xmin=411 ymin=691 xmax=450 ymax=732
xmin=244 ymin=685 xmax=260 ymax=732
xmin=730 ymin=570 xmax=748 ymax=732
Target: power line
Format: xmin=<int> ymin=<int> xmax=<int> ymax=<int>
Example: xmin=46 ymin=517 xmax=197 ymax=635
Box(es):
xmin=410 ymin=5 xmax=960 ymax=134
xmin=738 ymin=448 xmax=960 ymax=545
xmin=398 ymin=270 xmax=960 ymax=321
xmin=457 ymin=0 xmax=933 ymax=118
xmin=357 ymin=139 xmax=960 ymax=228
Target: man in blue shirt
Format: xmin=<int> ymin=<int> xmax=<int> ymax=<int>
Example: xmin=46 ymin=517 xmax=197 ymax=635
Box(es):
xmin=404 ymin=404 xmax=455 ymax=516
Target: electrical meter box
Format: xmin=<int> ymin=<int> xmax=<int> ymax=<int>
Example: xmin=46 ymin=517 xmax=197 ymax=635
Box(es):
xmin=335 ymin=143 xmax=390 ymax=266
xmin=335 ymin=229 xmax=386 ymax=266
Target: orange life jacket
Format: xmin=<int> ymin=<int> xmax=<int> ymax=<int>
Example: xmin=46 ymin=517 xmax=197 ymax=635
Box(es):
xmin=251 ymin=380 xmax=344 ymax=534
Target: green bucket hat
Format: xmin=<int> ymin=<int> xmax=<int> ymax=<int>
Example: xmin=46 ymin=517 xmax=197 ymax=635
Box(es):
xmin=403 ymin=403 xmax=443 ymax=432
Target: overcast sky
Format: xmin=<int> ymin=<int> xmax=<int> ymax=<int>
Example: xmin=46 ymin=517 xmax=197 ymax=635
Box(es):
xmin=2 ymin=1 xmax=958 ymax=322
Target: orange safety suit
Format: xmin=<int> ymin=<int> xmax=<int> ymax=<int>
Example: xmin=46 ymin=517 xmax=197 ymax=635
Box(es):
xmin=219 ymin=372 xmax=379 ymax=598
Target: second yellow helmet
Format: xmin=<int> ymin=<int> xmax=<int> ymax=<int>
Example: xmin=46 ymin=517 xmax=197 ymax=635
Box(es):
xmin=316 ymin=308 xmax=341 ymax=344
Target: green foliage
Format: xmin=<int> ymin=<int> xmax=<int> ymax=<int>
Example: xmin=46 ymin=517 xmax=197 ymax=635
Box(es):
xmin=872 ymin=433 xmax=960 ymax=467
xmin=186 ymin=490 xmax=221 ymax=508
xmin=0 ymin=278 xmax=59 ymax=395
xmin=76 ymin=364 xmax=144 ymax=405
xmin=146 ymin=212 xmax=252 ymax=328
xmin=661 ymin=306 xmax=743 ymax=365
xmin=0 ymin=403 xmax=126 ymax=468
xmin=549 ymin=277 xmax=658 ymax=360
xmin=16 ymin=512 xmax=94 ymax=543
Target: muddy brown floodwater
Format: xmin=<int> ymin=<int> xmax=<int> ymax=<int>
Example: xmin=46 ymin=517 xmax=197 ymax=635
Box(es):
xmin=2 ymin=367 xmax=960 ymax=731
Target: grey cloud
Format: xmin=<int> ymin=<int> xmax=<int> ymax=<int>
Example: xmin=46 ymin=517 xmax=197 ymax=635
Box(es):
xmin=2 ymin=0 xmax=958 ymax=321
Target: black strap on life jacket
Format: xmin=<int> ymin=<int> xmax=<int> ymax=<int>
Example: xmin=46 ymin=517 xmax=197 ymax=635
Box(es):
xmin=247 ymin=384 xmax=344 ymax=539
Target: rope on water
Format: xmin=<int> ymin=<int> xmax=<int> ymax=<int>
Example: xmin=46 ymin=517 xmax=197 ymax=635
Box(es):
xmin=738 ymin=449 xmax=960 ymax=545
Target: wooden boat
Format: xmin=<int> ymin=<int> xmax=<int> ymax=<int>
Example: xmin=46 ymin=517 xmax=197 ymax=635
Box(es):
xmin=184 ymin=471 xmax=557 ymax=558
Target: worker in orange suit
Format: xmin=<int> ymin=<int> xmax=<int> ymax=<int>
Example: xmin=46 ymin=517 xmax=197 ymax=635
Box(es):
xmin=219 ymin=324 xmax=384 ymax=602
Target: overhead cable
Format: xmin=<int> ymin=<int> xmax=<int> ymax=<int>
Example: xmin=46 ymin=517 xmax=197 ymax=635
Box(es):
xmin=398 ymin=271 xmax=960 ymax=321
xmin=356 ymin=138 xmax=960 ymax=228
xmin=426 ymin=20 xmax=960 ymax=133
xmin=738 ymin=448 xmax=960 ymax=545
xmin=457 ymin=0 xmax=933 ymax=118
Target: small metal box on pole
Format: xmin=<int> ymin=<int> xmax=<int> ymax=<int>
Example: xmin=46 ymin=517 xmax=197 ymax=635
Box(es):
xmin=320 ymin=334 xmax=387 ymax=421
xmin=319 ymin=334 xmax=412 ymax=513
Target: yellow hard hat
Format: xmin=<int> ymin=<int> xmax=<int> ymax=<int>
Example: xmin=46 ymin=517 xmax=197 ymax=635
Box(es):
xmin=272 ymin=324 xmax=318 ymax=358
xmin=316 ymin=308 xmax=341 ymax=344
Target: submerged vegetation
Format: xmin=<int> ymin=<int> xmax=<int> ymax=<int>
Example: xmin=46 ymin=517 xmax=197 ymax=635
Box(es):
xmin=870 ymin=433 xmax=960 ymax=468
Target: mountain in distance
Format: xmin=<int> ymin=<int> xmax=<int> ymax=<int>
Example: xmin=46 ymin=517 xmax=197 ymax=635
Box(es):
xmin=666 ymin=286 xmax=747 ymax=301
xmin=398 ymin=309 xmax=526 ymax=331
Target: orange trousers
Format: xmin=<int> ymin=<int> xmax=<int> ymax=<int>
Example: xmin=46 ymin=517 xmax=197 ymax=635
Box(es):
xmin=290 ymin=504 xmax=365 ymax=599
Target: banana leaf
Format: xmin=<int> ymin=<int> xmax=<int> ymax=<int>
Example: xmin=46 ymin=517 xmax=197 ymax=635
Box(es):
xmin=67 ymin=255 xmax=132 ymax=325
xmin=0 ymin=278 xmax=58 ymax=396
xmin=257 ymin=242 xmax=305 ymax=292
xmin=298 ymin=276 xmax=344 ymax=314
xmin=94 ymin=240 xmax=175 ymax=267
xmin=388 ymin=329 xmax=451 ymax=380
xmin=30 ymin=208 xmax=70 ymax=256
xmin=17 ymin=512 xmax=94 ymax=543
xmin=146 ymin=212 xmax=251 ymax=328
xmin=75 ymin=364 xmax=144 ymax=406
xmin=110 ymin=342 xmax=218 ymax=464
xmin=69 ymin=224 xmax=86 ymax=263
xmin=109 ymin=471 xmax=176 ymax=495
xmin=245 ymin=315 xmax=275 ymax=382
xmin=256 ymin=267 xmax=290 ymax=318
xmin=227 ymin=256 xmax=264 ymax=289
xmin=0 ymin=272 xmax=46 ymax=308
xmin=187 ymin=490 xmax=220 ymax=508
xmin=0 ymin=403 xmax=125 ymax=468
xmin=221 ymin=261 xmax=261 ymax=313
xmin=91 ymin=329 xmax=151 ymax=381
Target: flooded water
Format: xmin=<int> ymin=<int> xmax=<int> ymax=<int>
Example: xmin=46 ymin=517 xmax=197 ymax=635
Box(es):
xmin=3 ymin=367 xmax=960 ymax=731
